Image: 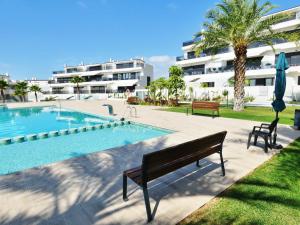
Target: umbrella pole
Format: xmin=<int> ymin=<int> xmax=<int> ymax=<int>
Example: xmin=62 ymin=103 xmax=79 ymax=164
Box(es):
xmin=272 ymin=111 xmax=283 ymax=149
xmin=273 ymin=111 xmax=279 ymax=145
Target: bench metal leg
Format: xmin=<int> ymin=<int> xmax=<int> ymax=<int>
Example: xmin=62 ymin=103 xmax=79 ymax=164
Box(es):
xmin=196 ymin=160 xmax=201 ymax=167
xmin=123 ymin=174 xmax=128 ymax=201
xmin=142 ymin=185 xmax=153 ymax=222
xmin=247 ymin=132 xmax=252 ymax=149
xmin=219 ymin=151 xmax=226 ymax=176
xmin=254 ymin=135 xmax=258 ymax=146
xmin=263 ymin=135 xmax=268 ymax=153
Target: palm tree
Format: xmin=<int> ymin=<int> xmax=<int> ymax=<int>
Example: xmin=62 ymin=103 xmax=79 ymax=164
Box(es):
xmin=168 ymin=66 xmax=185 ymax=105
xmin=14 ymin=81 xmax=28 ymax=102
xmin=194 ymin=0 xmax=300 ymax=111
xmin=146 ymin=81 xmax=157 ymax=103
xmin=30 ymin=85 xmax=42 ymax=102
xmin=71 ymin=76 xmax=85 ymax=100
xmin=155 ymin=77 xmax=168 ymax=104
xmin=0 ymin=79 xmax=9 ymax=103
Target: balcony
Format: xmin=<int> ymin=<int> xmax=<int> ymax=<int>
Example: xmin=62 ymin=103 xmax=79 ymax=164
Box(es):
xmin=52 ymin=70 xmax=65 ymax=75
xmin=182 ymin=37 xmax=201 ymax=47
xmin=183 ymin=69 xmax=205 ymax=76
xmin=176 ymin=56 xmax=185 ymax=61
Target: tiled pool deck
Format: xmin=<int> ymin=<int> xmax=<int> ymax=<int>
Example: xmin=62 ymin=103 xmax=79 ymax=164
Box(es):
xmin=1 ymin=100 xmax=299 ymax=225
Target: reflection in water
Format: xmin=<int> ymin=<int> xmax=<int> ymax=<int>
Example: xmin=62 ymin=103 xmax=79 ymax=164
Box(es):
xmin=0 ymin=106 xmax=114 ymax=138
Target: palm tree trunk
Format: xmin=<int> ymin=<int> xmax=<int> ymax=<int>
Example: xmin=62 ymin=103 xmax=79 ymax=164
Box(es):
xmin=1 ymin=90 xmax=5 ymax=103
xmin=77 ymin=84 xmax=80 ymax=100
xmin=35 ymin=92 xmax=38 ymax=102
xmin=233 ymin=46 xmax=247 ymax=111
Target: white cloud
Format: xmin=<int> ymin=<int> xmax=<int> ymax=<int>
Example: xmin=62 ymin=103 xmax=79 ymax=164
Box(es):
xmin=76 ymin=1 xmax=88 ymax=9
xmin=146 ymin=55 xmax=176 ymax=78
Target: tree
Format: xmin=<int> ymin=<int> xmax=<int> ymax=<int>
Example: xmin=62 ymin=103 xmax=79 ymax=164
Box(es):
xmin=194 ymin=0 xmax=300 ymax=111
xmin=222 ymin=89 xmax=229 ymax=107
xmin=155 ymin=77 xmax=168 ymax=103
xmin=30 ymin=85 xmax=42 ymax=102
xmin=0 ymin=79 xmax=9 ymax=103
xmin=188 ymin=86 xmax=194 ymax=101
xmin=146 ymin=81 xmax=157 ymax=102
xmin=14 ymin=81 xmax=28 ymax=102
xmin=71 ymin=76 xmax=85 ymax=100
xmin=168 ymin=66 xmax=185 ymax=105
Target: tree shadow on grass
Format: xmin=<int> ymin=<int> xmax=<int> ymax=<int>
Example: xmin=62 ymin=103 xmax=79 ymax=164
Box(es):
xmin=180 ymin=139 xmax=300 ymax=225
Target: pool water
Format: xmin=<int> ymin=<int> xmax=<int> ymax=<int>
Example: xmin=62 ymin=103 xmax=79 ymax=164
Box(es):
xmin=0 ymin=106 xmax=113 ymax=138
xmin=0 ymin=107 xmax=172 ymax=175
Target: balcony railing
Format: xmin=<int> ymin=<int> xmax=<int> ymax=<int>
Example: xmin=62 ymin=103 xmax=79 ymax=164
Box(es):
xmin=52 ymin=71 xmax=65 ymax=75
xmin=182 ymin=37 xmax=201 ymax=47
xmin=183 ymin=69 xmax=205 ymax=76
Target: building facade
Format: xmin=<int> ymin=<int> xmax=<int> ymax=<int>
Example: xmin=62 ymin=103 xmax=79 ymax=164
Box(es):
xmin=45 ymin=58 xmax=153 ymax=100
xmin=176 ymin=6 xmax=300 ymax=102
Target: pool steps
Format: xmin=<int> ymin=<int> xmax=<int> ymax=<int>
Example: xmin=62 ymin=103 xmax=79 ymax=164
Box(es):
xmin=0 ymin=120 xmax=131 ymax=146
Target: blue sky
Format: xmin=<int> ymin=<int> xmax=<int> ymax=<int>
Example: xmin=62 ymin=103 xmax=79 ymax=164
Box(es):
xmin=0 ymin=0 xmax=299 ymax=80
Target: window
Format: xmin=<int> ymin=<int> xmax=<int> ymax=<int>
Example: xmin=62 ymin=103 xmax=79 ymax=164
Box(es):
xmin=187 ymin=51 xmax=196 ymax=59
xmin=182 ymin=65 xmax=205 ymax=76
xmin=88 ymin=65 xmax=102 ymax=71
xmin=147 ymin=76 xmax=151 ymax=86
xmin=57 ymin=77 xmax=72 ymax=83
xmin=116 ymin=63 xmax=134 ymax=69
xmin=249 ymin=78 xmax=274 ymax=86
xmin=113 ymin=74 xmax=118 ymax=80
xmin=202 ymin=82 xmax=214 ymax=87
xmin=91 ymin=86 xmax=105 ymax=93
xmin=298 ymin=76 xmax=300 ymax=85
xmin=276 ymin=52 xmax=300 ymax=66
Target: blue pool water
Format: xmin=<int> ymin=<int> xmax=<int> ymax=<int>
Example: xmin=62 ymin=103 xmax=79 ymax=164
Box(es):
xmin=0 ymin=106 xmax=113 ymax=138
xmin=0 ymin=107 xmax=171 ymax=175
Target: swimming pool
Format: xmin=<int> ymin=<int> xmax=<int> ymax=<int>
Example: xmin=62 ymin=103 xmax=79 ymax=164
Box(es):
xmin=0 ymin=106 xmax=172 ymax=175
xmin=0 ymin=106 xmax=113 ymax=138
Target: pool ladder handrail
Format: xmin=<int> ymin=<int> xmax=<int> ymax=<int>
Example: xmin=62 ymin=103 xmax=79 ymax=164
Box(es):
xmin=124 ymin=105 xmax=137 ymax=118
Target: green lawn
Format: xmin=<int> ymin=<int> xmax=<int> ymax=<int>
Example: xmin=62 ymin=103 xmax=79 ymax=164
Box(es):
xmin=179 ymin=139 xmax=300 ymax=225
xmin=161 ymin=105 xmax=299 ymax=125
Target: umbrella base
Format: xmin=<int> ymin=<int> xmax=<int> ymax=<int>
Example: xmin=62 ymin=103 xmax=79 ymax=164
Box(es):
xmin=270 ymin=144 xmax=283 ymax=149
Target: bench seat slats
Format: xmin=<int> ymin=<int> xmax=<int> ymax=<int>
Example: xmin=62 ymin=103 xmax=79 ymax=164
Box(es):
xmin=191 ymin=101 xmax=220 ymax=117
xmin=122 ymin=131 xmax=227 ymax=222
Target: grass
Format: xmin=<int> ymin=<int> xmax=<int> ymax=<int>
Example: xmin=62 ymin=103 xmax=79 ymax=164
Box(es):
xmin=179 ymin=139 xmax=300 ymax=225
xmin=160 ymin=105 xmax=299 ymax=125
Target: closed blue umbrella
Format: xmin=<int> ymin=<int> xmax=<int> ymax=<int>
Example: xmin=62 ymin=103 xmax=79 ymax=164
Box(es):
xmin=271 ymin=52 xmax=288 ymax=147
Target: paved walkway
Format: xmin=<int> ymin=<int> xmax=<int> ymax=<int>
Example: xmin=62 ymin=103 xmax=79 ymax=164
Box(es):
xmin=1 ymin=100 xmax=299 ymax=225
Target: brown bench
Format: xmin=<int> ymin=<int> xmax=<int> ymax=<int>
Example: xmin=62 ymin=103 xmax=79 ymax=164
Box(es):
xmin=123 ymin=131 xmax=227 ymax=222
xmin=192 ymin=101 xmax=220 ymax=117
xmin=127 ymin=96 xmax=139 ymax=105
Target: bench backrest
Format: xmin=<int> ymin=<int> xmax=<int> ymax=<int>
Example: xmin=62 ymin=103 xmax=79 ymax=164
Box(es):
xmin=192 ymin=101 xmax=220 ymax=109
xmin=127 ymin=96 xmax=139 ymax=104
xmin=142 ymin=131 xmax=227 ymax=183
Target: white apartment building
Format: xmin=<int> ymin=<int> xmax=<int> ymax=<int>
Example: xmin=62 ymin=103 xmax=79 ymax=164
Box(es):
xmin=176 ymin=6 xmax=300 ymax=102
xmin=45 ymin=58 xmax=153 ymax=100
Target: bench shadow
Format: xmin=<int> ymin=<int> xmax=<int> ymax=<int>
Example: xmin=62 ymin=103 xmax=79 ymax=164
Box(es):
xmin=143 ymin=159 xmax=230 ymax=221
xmin=189 ymin=112 xmax=219 ymax=118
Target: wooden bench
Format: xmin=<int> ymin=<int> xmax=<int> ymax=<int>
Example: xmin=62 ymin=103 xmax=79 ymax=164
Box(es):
xmin=123 ymin=131 xmax=227 ymax=222
xmin=127 ymin=96 xmax=139 ymax=105
xmin=191 ymin=101 xmax=220 ymax=117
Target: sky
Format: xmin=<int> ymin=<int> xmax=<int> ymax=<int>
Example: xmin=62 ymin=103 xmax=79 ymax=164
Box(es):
xmin=0 ymin=0 xmax=299 ymax=80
